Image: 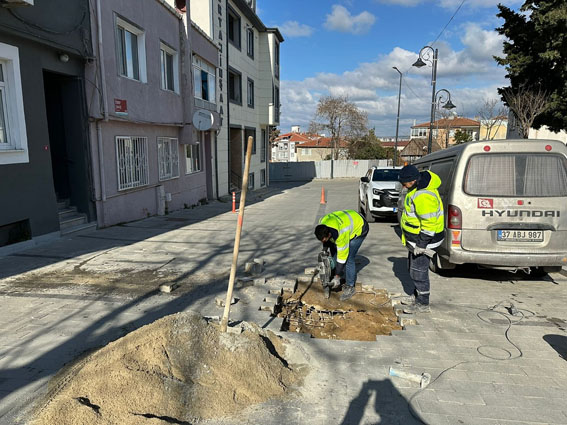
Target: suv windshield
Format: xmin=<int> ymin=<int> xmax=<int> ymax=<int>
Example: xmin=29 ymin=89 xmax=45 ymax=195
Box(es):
xmin=372 ymin=169 xmax=400 ymax=182
xmin=464 ymin=153 xmax=567 ymax=197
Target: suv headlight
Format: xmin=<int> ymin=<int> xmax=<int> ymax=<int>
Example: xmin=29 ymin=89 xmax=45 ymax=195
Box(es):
xmin=373 ymin=189 xmax=383 ymax=196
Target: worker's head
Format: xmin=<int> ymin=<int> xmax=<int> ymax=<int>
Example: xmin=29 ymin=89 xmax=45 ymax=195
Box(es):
xmin=314 ymin=225 xmax=331 ymax=242
xmin=398 ymin=165 xmax=420 ymax=188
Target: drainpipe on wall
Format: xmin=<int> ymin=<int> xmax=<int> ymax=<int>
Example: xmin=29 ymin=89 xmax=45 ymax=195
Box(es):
xmin=96 ymin=0 xmax=108 ymax=226
xmin=225 ymin=0 xmax=230 ymax=194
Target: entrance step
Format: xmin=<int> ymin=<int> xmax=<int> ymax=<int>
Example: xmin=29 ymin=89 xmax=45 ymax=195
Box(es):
xmin=58 ymin=206 xmax=78 ymax=221
xmin=60 ymin=221 xmax=97 ymax=236
xmin=57 ymin=199 xmax=97 ymax=235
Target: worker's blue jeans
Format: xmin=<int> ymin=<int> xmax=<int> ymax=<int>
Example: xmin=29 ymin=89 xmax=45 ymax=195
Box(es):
xmin=335 ymin=234 xmax=366 ymax=287
xmin=408 ymin=251 xmax=430 ymax=305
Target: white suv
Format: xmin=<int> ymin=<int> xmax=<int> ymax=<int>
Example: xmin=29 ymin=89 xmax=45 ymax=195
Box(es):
xmin=358 ymin=167 xmax=402 ymax=222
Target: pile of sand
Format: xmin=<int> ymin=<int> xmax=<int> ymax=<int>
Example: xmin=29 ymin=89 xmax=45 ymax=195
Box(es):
xmin=31 ymin=312 xmax=302 ymax=424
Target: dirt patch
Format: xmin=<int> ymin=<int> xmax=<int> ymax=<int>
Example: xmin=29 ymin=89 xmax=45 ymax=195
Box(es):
xmin=279 ymin=280 xmax=401 ymax=341
xmin=30 ymin=312 xmax=304 ymax=425
xmin=5 ymin=268 xmax=229 ymax=295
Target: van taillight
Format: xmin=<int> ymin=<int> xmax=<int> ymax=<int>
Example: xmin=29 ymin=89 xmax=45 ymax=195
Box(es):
xmin=448 ymin=205 xmax=462 ymax=229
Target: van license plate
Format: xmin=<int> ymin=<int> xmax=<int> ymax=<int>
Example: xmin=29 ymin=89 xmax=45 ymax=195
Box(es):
xmin=393 ymin=207 xmax=397 ymax=213
xmin=497 ymin=230 xmax=543 ymax=242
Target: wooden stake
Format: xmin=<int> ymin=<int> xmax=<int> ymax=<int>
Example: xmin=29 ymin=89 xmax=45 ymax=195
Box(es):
xmin=220 ymin=135 xmax=254 ymax=332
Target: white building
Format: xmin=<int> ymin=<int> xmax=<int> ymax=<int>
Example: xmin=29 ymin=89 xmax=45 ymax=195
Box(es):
xmin=190 ymin=0 xmax=283 ymax=192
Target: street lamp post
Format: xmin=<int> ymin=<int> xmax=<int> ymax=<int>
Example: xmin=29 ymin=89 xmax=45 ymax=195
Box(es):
xmin=413 ymin=46 xmax=438 ymax=155
xmin=434 ymin=88 xmax=456 ymax=148
xmin=392 ymin=67 xmax=402 ymax=167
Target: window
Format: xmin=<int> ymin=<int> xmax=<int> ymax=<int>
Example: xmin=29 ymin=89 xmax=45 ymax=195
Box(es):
xmin=260 ymin=129 xmax=266 ymax=163
xmin=185 ymin=143 xmax=201 ymax=174
xmin=274 ymin=41 xmax=280 ymax=78
xmin=115 ymin=16 xmax=146 ymax=82
xmin=248 ymin=172 xmax=254 ymax=190
xmin=246 ymin=27 xmax=254 ymax=58
xmin=412 ymin=128 xmax=427 ymax=137
xmin=0 ymin=43 xmax=28 ymax=164
xmin=228 ymin=8 xmax=241 ymax=49
xmin=245 ymin=128 xmax=256 ymax=155
xmin=260 ymin=169 xmax=266 ymax=186
xmin=160 ymin=43 xmax=178 ymax=92
xmin=116 ymin=136 xmax=149 ymax=190
xmin=301 ymin=148 xmax=312 ymax=155
xmin=464 ymin=154 xmax=567 ymax=197
xmin=228 ymin=68 xmax=242 ymax=104
xmin=157 ymin=137 xmax=179 ymax=180
xmin=247 ymin=78 xmax=254 ymax=108
xmin=193 ymin=56 xmax=216 ymax=107
xmin=273 ymin=85 xmax=280 ymax=121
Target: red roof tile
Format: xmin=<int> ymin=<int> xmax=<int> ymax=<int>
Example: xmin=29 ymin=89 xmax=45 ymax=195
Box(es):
xmin=412 ymin=117 xmax=480 ymax=128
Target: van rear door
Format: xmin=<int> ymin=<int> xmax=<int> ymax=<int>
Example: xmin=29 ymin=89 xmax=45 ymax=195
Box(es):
xmin=458 ymin=150 xmax=567 ymax=255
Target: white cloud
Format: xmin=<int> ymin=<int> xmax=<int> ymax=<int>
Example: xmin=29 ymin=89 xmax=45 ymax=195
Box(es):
xmin=324 ymin=5 xmax=376 ymax=35
xmin=279 ymin=26 xmax=508 ymax=136
xmin=279 ymin=21 xmax=314 ymax=38
xmin=375 ymin=0 xmax=522 ymax=8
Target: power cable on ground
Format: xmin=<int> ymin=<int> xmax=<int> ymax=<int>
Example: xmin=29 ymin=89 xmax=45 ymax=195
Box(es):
xmin=405 ymin=300 xmax=532 ymax=424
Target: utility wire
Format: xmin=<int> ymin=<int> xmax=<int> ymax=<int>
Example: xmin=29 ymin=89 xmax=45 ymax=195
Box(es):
xmin=431 ymin=0 xmax=467 ymax=46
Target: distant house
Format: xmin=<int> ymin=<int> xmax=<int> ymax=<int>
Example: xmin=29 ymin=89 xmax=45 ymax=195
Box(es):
xmin=411 ymin=117 xmax=480 ymax=148
xmin=479 ymin=116 xmax=508 ymax=140
xmin=272 ymin=132 xmax=312 ymax=162
xmin=380 ymin=140 xmax=410 ymax=151
xmin=400 ymin=138 xmax=442 ymax=163
xmin=295 ymin=137 xmax=349 ymax=161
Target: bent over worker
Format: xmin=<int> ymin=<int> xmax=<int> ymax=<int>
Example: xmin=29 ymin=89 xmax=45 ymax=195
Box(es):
xmin=314 ymin=210 xmax=369 ymax=301
xmin=398 ymin=165 xmax=444 ymax=313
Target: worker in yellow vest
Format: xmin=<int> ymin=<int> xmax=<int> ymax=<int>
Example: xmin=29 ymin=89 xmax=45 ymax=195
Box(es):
xmin=314 ymin=210 xmax=369 ymax=301
xmin=398 ymin=165 xmax=444 ymax=313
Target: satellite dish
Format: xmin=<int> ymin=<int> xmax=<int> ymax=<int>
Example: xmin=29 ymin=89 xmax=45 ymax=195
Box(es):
xmin=192 ymin=110 xmax=214 ymax=131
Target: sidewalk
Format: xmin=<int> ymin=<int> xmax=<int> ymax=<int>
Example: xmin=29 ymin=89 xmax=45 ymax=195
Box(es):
xmin=2 ymin=179 xmax=567 ymax=424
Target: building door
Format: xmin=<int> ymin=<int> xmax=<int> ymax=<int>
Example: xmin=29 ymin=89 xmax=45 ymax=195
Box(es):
xmin=43 ymin=71 xmax=94 ymax=221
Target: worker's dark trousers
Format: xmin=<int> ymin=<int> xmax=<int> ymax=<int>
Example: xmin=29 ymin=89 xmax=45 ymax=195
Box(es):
xmin=408 ymin=252 xmax=430 ymax=305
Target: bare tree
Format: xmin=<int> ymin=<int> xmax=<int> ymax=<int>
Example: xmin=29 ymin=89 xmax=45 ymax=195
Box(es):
xmin=477 ymin=98 xmax=508 ymax=140
xmin=435 ymin=109 xmax=456 ymax=148
xmin=501 ymin=86 xmax=548 ymax=139
xmin=309 ymin=96 xmax=368 ymax=160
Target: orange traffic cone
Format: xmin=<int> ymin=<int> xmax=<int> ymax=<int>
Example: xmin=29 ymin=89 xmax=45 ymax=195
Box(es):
xmin=320 ymin=187 xmax=326 ymax=204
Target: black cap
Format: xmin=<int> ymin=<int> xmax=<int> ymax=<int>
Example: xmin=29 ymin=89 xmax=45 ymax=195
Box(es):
xmin=398 ymin=165 xmax=420 ymax=183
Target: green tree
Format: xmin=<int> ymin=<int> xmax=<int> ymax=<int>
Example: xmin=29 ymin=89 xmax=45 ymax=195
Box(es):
xmin=454 ymin=129 xmax=472 ymax=145
xmin=495 ymin=1 xmax=567 ymax=132
xmin=309 ymin=96 xmax=368 ymax=160
xmin=347 ymin=129 xmax=386 ymax=159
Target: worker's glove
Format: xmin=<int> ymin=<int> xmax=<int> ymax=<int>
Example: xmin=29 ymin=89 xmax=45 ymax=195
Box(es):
xmin=331 ymin=276 xmax=341 ymax=289
xmin=413 ymin=246 xmax=426 ymax=256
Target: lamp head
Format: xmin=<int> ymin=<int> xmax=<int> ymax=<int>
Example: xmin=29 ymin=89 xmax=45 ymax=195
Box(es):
xmin=412 ymin=57 xmax=426 ymax=68
xmin=443 ymin=99 xmax=456 ymax=110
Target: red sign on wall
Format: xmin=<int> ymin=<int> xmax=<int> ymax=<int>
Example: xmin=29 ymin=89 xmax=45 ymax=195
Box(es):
xmin=114 ymin=98 xmax=128 ymax=115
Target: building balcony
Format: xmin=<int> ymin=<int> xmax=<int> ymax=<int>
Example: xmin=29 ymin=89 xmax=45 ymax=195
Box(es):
xmin=269 ymin=103 xmax=280 ymax=125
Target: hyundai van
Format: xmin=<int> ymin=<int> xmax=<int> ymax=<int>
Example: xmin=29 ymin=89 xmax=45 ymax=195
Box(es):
xmin=409 ymin=139 xmax=567 ymax=274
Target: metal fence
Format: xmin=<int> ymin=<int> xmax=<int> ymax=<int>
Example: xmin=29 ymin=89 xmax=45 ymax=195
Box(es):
xmin=270 ymin=159 xmax=391 ymax=182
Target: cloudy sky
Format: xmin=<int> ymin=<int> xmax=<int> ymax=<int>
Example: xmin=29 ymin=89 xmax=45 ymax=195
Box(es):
xmin=258 ymin=0 xmax=522 ymax=137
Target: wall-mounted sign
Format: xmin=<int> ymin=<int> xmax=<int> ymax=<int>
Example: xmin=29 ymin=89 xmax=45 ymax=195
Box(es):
xmin=192 ymin=110 xmax=214 ymax=131
xmin=114 ymin=99 xmax=128 ymax=115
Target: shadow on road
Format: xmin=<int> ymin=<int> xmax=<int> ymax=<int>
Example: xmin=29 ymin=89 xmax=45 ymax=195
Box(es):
xmin=340 ymin=379 xmax=424 ymax=425
xmin=543 ymin=334 xmax=567 ymax=361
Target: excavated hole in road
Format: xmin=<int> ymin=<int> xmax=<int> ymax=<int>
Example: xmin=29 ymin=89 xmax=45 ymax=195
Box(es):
xmin=278 ymin=280 xmax=402 ymax=341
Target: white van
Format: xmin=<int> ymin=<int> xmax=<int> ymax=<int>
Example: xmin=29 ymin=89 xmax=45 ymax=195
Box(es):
xmin=409 ymin=139 xmax=567 ymax=275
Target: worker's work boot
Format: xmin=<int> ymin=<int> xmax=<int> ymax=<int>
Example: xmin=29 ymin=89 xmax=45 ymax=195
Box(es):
xmin=398 ymin=294 xmax=415 ymax=305
xmin=339 ymin=285 xmax=356 ymax=301
xmin=323 ymin=285 xmax=330 ymax=299
xmin=403 ymin=303 xmax=430 ymax=314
